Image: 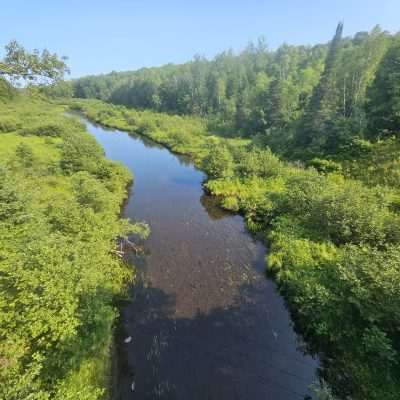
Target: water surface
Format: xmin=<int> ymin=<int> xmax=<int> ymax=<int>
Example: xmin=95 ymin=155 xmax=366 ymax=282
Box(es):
xmin=82 ymin=118 xmax=318 ymax=400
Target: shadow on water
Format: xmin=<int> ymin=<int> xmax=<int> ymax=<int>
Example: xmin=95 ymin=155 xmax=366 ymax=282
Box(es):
xmin=75 ymin=114 xmax=319 ymax=400
xmin=200 ymin=194 xmax=236 ymax=221
xmin=116 ymin=271 xmax=316 ymax=400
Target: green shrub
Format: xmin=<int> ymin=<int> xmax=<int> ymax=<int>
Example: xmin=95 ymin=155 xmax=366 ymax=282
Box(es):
xmin=72 ymin=171 xmax=111 ymax=213
xmin=60 ymin=131 xmax=104 ymax=174
xmin=278 ymin=173 xmax=397 ymax=246
xmin=15 ymin=143 xmax=35 ymax=168
xmin=202 ymin=142 xmax=234 ymax=179
xmin=0 ymin=98 xmax=146 ymax=400
xmin=309 ymin=158 xmax=342 ymax=174
xmin=21 ymin=122 xmax=66 ymax=137
xmin=71 ymin=98 xmax=400 ymax=400
xmin=0 ymin=117 xmax=19 ymax=133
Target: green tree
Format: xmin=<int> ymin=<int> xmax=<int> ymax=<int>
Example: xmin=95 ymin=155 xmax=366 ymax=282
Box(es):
xmin=366 ymin=35 xmax=400 ymax=139
xmin=0 ymin=40 xmax=69 ymax=85
xmin=297 ymin=22 xmax=344 ymax=152
xmin=43 ymin=80 xmax=74 ymax=98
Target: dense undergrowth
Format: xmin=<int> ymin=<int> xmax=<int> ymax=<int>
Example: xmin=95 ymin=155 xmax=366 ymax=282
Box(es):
xmin=3 ymin=20 xmax=400 ymax=400
xmin=71 ymin=98 xmax=400 ymax=400
xmin=0 ymin=94 xmax=148 ymax=399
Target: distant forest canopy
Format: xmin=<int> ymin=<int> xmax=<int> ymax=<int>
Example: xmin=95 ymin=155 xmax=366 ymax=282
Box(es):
xmin=71 ymin=23 xmax=400 ymax=158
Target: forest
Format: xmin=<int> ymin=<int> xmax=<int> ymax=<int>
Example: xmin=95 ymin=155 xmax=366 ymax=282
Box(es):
xmin=71 ymin=25 xmax=398 ymax=163
xmin=1 ymin=20 xmax=400 ymax=400
xmin=69 ymin=23 xmax=400 ymax=400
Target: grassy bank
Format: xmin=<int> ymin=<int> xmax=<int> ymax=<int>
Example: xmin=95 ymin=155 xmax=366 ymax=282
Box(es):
xmin=70 ymin=98 xmax=400 ymax=400
xmin=0 ymin=95 xmax=148 ymax=399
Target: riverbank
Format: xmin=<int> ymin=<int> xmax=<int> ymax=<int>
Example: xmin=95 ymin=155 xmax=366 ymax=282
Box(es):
xmin=79 ymin=112 xmax=318 ymax=399
xmin=70 ymin=98 xmax=400 ymax=400
xmin=0 ymin=96 xmax=148 ymax=399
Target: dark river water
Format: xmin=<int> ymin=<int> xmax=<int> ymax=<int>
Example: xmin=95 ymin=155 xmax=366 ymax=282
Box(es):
xmin=81 ymin=117 xmax=318 ymax=400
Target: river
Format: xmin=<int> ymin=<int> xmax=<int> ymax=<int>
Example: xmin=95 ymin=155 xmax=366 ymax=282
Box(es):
xmin=80 ymin=117 xmax=318 ymax=400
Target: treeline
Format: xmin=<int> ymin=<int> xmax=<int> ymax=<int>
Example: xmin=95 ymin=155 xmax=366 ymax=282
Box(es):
xmin=44 ymin=23 xmax=400 ymax=399
xmin=71 ymin=98 xmax=400 ymax=400
xmin=72 ymin=24 xmax=399 ymax=160
xmin=0 ymin=95 xmax=148 ymax=398
xmin=73 ymin=36 xmax=328 ymax=141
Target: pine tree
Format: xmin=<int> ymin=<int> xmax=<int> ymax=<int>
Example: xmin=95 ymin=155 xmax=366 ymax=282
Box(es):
xmin=366 ymin=35 xmax=400 ymax=139
xmin=296 ymin=22 xmax=344 ymax=153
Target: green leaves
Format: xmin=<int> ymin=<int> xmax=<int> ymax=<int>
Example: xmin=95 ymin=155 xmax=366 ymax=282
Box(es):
xmin=15 ymin=143 xmax=35 ymax=168
xmin=74 ymin=95 xmax=400 ymax=400
xmin=202 ymin=142 xmax=234 ymax=180
xmin=0 ymin=98 xmax=142 ymax=399
xmin=0 ymin=165 xmax=26 ymax=221
xmin=367 ymin=35 xmax=400 ymax=139
xmin=0 ymin=40 xmax=69 ymax=85
xmin=60 ymin=130 xmax=103 ymax=174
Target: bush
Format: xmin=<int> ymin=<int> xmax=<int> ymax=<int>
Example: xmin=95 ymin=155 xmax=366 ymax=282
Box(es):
xmin=279 ymin=173 xmax=397 ymax=246
xmin=0 ymin=117 xmax=19 ymax=133
xmin=72 ymin=98 xmax=400 ymax=400
xmin=72 ymin=171 xmax=111 ymax=213
xmin=15 ymin=143 xmax=34 ymax=168
xmin=202 ymin=143 xmax=234 ymax=180
xmin=235 ymin=146 xmax=284 ymax=178
xmin=21 ymin=122 xmax=66 ymax=137
xmin=0 ymin=98 xmax=146 ymax=399
xmin=60 ymin=131 xmax=104 ymax=174
xmin=309 ymin=158 xmax=342 ymax=174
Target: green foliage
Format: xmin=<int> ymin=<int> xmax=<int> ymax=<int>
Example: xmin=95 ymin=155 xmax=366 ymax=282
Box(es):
xmin=15 ymin=142 xmax=35 ymax=167
xmin=60 ymin=130 xmax=104 ymax=175
xmin=235 ymin=146 xmax=283 ymax=178
xmin=0 ymin=116 xmax=19 ymax=133
xmin=294 ymin=25 xmax=390 ymax=156
xmin=21 ymin=122 xmax=67 ymax=137
xmin=0 ymin=40 xmax=69 ymax=85
xmin=77 ymin=98 xmax=400 ymax=400
xmin=5 ymin=21 xmax=400 ymax=400
xmin=70 ymin=25 xmax=399 ymax=185
xmin=42 ymin=81 xmax=74 ymax=99
xmin=202 ymin=142 xmax=234 ymax=179
xmin=66 ymin=23 xmax=400 ymax=399
xmin=308 ymin=158 xmax=342 ymax=174
xmin=0 ymin=77 xmax=15 ymax=101
xmin=366 ymin=35 xmax=400 ymax=139
xmin=71 ymin=38 xmax=327 ymax=141
xmin=0 ymin=98 xmax=146 ymax=399
xmin=69 ymin=99 xmax=229 ymax=163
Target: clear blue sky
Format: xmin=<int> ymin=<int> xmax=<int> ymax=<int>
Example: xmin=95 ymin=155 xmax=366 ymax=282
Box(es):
xmin=1 ymin=0 xmax=399 ymax=78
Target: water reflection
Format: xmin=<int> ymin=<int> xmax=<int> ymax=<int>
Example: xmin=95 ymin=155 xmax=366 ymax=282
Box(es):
xmin=78 ymin=115 xmax=318 ymax=400
xmin=200 ymin=194 xmax=234 ymax=221
xmin=116 ymin=277 xmax=316 ymax=400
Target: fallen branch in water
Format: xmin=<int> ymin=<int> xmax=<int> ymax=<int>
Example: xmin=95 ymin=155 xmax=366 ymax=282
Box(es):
xmin=114 ymin=237 xmax=145 ymax=257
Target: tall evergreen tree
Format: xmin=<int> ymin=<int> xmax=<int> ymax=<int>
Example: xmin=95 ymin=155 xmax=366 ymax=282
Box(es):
xmin=296 ymin=22 xmax=344 ymax=153
xmin=366 ymin=35 xmax=400 ymax=139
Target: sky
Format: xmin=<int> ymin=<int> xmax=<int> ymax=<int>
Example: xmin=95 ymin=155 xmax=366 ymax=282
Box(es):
xmin=1 ymin=0 xmax=399 ymax=78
